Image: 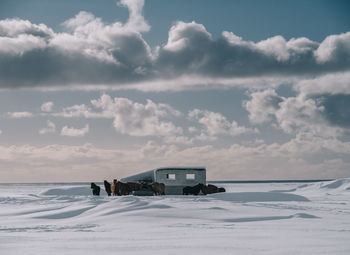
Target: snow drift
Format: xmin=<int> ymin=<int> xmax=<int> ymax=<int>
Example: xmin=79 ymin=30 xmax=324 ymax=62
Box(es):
xmin=0 ymin=179 xmax=349 ymax=255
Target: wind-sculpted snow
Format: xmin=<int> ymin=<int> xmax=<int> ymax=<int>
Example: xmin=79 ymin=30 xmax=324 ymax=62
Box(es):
xmin=223 ymin=213 xmax=319 ymax=223
xmin=211 ymin=192 xmax=309 ymax=202
xmin=41 ymin=186 xmax=92 ymax=196
xmin=269 ymin=179 xmax=350 ymax=195
xmin=0 ymin=180 xmax=349 ymax=254
xmin=320 ymin=178 xmax=350 ymax=190
xmin=276 ymin=179 xmax=350 ymax=196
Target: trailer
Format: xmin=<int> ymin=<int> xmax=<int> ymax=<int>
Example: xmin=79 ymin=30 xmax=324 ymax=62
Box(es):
xmin=120 ymin=167 xmax=206 ymax=195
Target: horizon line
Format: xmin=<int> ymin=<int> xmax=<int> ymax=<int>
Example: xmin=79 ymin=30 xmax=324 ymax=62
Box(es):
xmin=0 ymin=179 xmax=337 ymax=185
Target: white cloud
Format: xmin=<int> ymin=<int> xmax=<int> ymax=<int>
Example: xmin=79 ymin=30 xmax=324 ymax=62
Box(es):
xmin=52 ymin=94 xmax=266 ymax=142
xmin=163 ymin=21 xmax=211 ymax=52
xmin=256 ymin=36 xmax=318 ymax=61
xmin=243 ymin=89 xmax=284 ymax=124
xmin=61 ymin=124 xmax=89 ymax=137
xmin=0 ymin=19 xmax=52 ymax=55
xmin=244 ymin=89 xmax=349 ymax=138
xmin=188 ymin=126 xmax=198 ymax=133
xmin=61 ymin=11 xmax=97 ymax=32
xmin=294 ymin=72 xmax=350 ymax=95
xmin=163 ymin=135 xmax=193 ymax=145
xmin=0 ymin=18 xmax=53 ymax=38
xmin=0 ymin=34 xmax=47 ymax=55
xmin=119 ymin=0 xmax=150 ymax=33
xmin=8 ymin=111 xmax=33 ymax=118
xmin=49 ymin=94 xmax=184 ymax=140
xmin=275 ymin=94 xmax=332 ymax=135
xmin=55 ymin=104 xmax=103 ymax=118
xmin=41 ymin=101 xmax=54 ymax=112
xmin=256 ymin=35 xmax=290 ymax=61
xmin=55 ymin=8 xmax=152 ymax=66
xmin=92 ymin=94 xmax=182 ymax=137
xmin=188 ymin=109 xmax=258 ymax=140
xmin=280 ymin=132 xmax=350 ymax=155
xmin=314 ymin=31 xmax=350 ymax=63
xmin=39 ymin=120 xmax=56 ymax=134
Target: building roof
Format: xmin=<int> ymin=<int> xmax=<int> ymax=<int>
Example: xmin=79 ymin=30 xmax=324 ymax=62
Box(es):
xmin=155 ymin=166 xmax=206 ymax=171
xmin=120 ymin=166 xmax=206 ymax=182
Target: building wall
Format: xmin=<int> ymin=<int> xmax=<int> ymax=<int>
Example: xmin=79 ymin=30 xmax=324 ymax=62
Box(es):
xmin=121 ymin=167 xmax=206 ymax=195
xmin=156 ymin=168 xmax=206 ymax=195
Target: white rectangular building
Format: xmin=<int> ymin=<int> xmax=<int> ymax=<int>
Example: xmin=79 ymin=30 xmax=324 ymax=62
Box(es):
xmin=120 ymin=167 xmax=206 ymax=195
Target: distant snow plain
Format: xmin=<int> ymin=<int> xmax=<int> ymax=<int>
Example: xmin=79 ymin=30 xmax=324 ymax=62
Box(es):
xmin=1 ymin=179 xmax=350 ymax=254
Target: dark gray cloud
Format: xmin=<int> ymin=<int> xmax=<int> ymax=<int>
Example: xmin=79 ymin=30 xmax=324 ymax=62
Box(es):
xmin=317 ymin=94 xmax=350 ymax=129
xmin=0 ymin=2 xmax=350 ymax=89
xmin=155 ymin=22 xmax=350 ymax=79
xmin=0 ymin=1 xmax=153 ymax=88
xmin=0 ymin=47 xmax=149 ymax=88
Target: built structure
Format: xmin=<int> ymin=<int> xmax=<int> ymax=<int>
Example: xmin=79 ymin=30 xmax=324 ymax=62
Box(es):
xmin=120 ymin=167 xmax=206 ymax=195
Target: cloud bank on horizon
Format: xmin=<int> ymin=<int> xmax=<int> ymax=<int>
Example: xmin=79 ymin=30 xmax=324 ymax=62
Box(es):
xmin=1 ymin=91 xmax=349 ymax=182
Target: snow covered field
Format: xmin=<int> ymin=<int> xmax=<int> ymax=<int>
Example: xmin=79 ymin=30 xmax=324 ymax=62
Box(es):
xmin=1 ymin=180 xmax=350 ymax=255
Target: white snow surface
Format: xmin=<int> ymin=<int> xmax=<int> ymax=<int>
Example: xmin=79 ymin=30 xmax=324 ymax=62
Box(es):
xmin=1 ymin=179 xmax=350 ymax=254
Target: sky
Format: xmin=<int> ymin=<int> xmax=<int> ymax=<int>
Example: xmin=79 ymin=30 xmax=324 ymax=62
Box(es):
xmin=0 ymin=0 xmax=350 ymax=182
